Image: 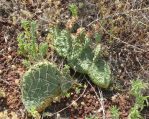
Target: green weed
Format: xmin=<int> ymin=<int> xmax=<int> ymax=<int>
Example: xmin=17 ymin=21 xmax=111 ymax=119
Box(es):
xmin=17 ymin=20 xmax=48 ymax=66
xmin=68 ymin=3 xmax=78 ymax=17
xmin=128 ymin=79 xmax=149 ymax=119
xmin=110 ymin=105 xmax=120 ymax=119
xmin=130 ymin=79 xmax=148 ymax=97
xmin=128 ymin=106 xmax=143 ymax=119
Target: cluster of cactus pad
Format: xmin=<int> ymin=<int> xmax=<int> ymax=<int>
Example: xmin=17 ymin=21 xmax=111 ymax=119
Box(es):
xmin=51 ymin=28 xmax=111 ymax=88
xmin=21 ymin=61 xmax=74 ymax=117
xmin=21 ymin=27 xmax=111 ymax=117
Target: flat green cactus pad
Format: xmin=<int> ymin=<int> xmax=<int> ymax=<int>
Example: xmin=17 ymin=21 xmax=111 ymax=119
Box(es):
xmin=21 ymin=61 xmax=73 ymax=115
xmin=68 ymin=46 xmax=93 ymax=73
xmin=51 ymin=28 xmax=111 ymax=88
xmin=88 ymin=59 xmax=111 ymax=88
xmin=52 ymin=29 xmax=71 ymax=57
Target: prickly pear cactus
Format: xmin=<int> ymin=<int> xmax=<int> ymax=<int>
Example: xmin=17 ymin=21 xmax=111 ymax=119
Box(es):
xmin=88 ymin=59 xmax=111 ymax=88
xmin=51 ymin=28 xmax=111 ymax=88
xmin=21 ymin=61 xmax=73 ymax=117
xmin=67 ymin=33 xmax=93 ymax=73
xmin=51 ymin=28 xmax=71 ymax=58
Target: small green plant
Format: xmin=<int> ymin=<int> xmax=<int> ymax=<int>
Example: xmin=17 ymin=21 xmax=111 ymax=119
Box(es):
xmin=68 ymin=3 xmax=78 ymax=17
xmin=21 ymin=61 xmax=75 ymax=118
xmin=110 ymin=105 xmax=120 ymax=119
xmin=17 ymin=20 xmax=48 ymax=66
xmin=130 ymin=79 xmax=148 ymax=97
xmin=128 ymin=79 xmax=149 ymax=119
xmin=128 ymin=106 xmax=143 ymax=119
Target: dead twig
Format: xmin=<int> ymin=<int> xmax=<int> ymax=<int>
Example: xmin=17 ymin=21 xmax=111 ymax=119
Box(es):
xmin=85 ymin=78 xmax=106 ymax=119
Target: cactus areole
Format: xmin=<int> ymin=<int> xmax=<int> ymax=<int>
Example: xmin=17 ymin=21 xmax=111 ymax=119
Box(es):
xmin=21 ymin=61 xmax=73 ymax=115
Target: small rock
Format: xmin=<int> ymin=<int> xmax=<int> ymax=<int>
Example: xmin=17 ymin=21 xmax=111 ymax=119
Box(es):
xmin=11 ymin=65 xmax=16 ymax=70
xmin=8 ymin=47 xmax=11 ymax=52
xmin=86 ymin=102 xmax=90 ymax=107
xmin=94 ymin=101 xmax=100 ymax=108
xmin=0 ymin=70 xmax=3 ymax=74
xmin=72 ymin=100 xmax=78 ymax=108
xmin=86 ymin=94 xmax=90 ymax=99
xmin=15 ymin=79 xmax=20 ymax=86
xmin=71 ymin=92 xmax=73 ymax=95
xmin=74 ymin=94 xmax=78 ymax=98
xmin=111 ymin=93 xmax=119 ymax=103
xmin=78 ymin=110 xmax=83 ymax=115
xmin=88 ymin=99 xmax=92 ymax=103
xmin=66 ymin=102 xmax=70 ymax=106
xmin=81 ymin=102 xmax=85 ymax=106
xmin=8 ymin=55 xmax=12 ymax=60
xmin=90 ymin=88 xmax=95 ymax=93
xmin=17 ymin=68 xmax=24 ymax=76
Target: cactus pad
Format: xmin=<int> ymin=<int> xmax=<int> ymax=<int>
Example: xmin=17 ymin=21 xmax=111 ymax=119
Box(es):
xmin=52 ymin=28 xmax=71 ymax=57
xmin=21 ymin=61 xmax=73 ymax=115
xmin=88 ymin=59 xmax=111 ymax=88
xmin=51 ymin=28 xmax=111 ymax=88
